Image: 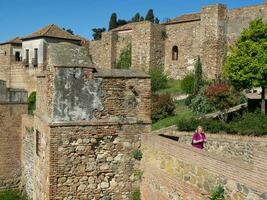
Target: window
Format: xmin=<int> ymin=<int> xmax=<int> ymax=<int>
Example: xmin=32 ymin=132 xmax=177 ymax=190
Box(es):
xmin=25 ymin=49 xmax=29 ymax=62
xmin=15 ymin=51 xmax=21 ymax=61
xmin=33 ymin=48 xmax=38 ymax=67
xmin=172 ymin=45 xmax=178 ymax=61
xmin=36 ymin=130 xmax=41 ymax=156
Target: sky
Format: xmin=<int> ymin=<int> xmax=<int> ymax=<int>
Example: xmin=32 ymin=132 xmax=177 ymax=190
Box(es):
xmin=0 ymin=0 xmax=264 ymax=42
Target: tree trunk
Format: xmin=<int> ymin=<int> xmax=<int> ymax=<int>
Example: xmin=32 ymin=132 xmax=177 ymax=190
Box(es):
xmin=261 ymin=86 xmax=266 ymax=114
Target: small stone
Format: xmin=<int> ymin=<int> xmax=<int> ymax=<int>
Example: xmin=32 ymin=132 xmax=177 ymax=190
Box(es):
xmin=77 ymin=184 xmax=86 ymax=191
xmin=58 ymin=177 xmax=67 ymax=183
xmin=100 ymin=182 xmax=109 ymax=189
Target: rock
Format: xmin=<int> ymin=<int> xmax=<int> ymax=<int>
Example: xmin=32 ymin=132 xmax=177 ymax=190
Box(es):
xmin=100 ymin=182 xmax=110 ymax=189
xmin=77 ymin=184 xmax=86 ymax=191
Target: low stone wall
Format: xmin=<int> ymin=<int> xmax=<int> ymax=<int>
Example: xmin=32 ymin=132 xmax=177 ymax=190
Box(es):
xmin=21 ymin=115 xmax=34 ymax=198
xmin=153 ymin=126 xmax=267 ymax=163
xmin=141 ymin=133 xmax=267 ymax=200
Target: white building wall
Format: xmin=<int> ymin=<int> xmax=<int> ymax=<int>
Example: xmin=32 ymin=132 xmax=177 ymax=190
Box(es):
xmin=22 ymin=39 xmax=46 ymax=66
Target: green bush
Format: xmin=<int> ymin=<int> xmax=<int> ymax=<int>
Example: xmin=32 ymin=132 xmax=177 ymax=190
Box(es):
xmin=228 ymin=111 xmax=267 ymax=136
xmin=149 ymin=67 xmax=168 ymax=93
xmin=210 ymin=185 xmax=225 ymax=200
xmin=129 ymin=189 xmax=141 ymax=200
xmin=151 ymin=93 xmax=176 ymax=122
xmin=177 ymin=111 xmax=267 ymax=136
xmin=0 ymin=190 xmax=28 ymax=200
xmin=132 ymin=149 xmax=143 ymax=161
xmin=190 ymin=92 xmax=216 ymax=115
xmin=28 ymin=91 xmax=36 ymax=115
xmin=115 ymin=44 xmax=131 ymax=69
xmin=181 ymin=73 xmax=195 ymax=94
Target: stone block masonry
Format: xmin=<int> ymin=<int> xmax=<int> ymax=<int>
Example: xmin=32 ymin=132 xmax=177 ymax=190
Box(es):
xmin=19 ymin=42 xmax=151 ymax=200
xmin=0 ymin=99 xmax=27 ymax=190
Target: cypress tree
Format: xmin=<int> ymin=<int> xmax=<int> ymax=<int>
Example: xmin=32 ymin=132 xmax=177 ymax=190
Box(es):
xmin=109 ymin=13 xmax=118 ymax=30
xmin=117 ymin=19 xmax=128 ymax=26
xmin=145 ymin=9 xmax=155 ymax=23
xmin=155 ymin=17 xmax=160 ymax=24
xmin=140 ymin=16 xmax=144 ymax=21
xmin=193 ymin=56 xmax=203 ymax=95
xmin=131 ymin=13 xmax=141 ymax=22
xmin=92 ymin=28 xmax=106 ymax=40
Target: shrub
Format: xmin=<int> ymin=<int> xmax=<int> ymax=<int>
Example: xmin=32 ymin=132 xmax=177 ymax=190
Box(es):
xmin=177 ymin=117 xmax=228 ymax=133
xmin=181 ymin=73 xmax=195 ymax=94
xmin=132 ymin=149 xmax=143 ymax=160
xmin=193 ymin=56 xmax=203 ymax=94
xmin=229 ymin=111 xmax=267 ymax=136
xmin=0 ymin=190 xmax=28 ymax=200
xmin=129 ymin=189 xmax=141 ymax=200
xmin=210 ymin=185 xmax=225 ymax=200
xmin=149 ymin=67 xmax=168 ymax=93
xmin=28 ymin=91 xmax=36 ymax=115
xmin=151 ymin=93 xmax=176 ymax=122
xmin=115 ymin=44 xmax=131 ymax=69
xmin=190 ymin=92 xmax=216 ymax=115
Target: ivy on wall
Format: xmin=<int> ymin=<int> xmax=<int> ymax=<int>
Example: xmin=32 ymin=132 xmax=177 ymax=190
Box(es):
xmin=115 ymin=44 xmax=132 ymax=69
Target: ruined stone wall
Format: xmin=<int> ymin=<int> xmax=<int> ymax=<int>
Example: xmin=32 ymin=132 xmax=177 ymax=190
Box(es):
xmin=89 ymin=32 xmax=114 ymax=69
xmin=21 ymin=115 xmax=34 ymax=198
xmin=164 ymin=21 xmax=201 ymax=79
xmin=0 ymin=44 xmax=11 ymax=86
xmin=227 ymin=5 xmax=264 ymax=49
xmin=141 ymin=134 xmax=267 ymax=200
xmin=0 ymin=103 xmax=27 ymax=190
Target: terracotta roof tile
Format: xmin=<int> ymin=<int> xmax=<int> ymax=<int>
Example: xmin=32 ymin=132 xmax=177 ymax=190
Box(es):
xmin=21 ymin=24 xmax=82 ymax=41
xmin=166 ymin=13 xmax=201 ymax=24
xmin=0 ymin=37 xmax=22 ymax=45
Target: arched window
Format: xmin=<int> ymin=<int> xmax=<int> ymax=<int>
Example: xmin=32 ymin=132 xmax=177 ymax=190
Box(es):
xmin=172 ymin=45 xmax=178 ymax=61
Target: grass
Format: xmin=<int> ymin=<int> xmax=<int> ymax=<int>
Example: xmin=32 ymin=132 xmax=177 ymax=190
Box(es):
xmin=152 ymin=99 xmax=193 ymax=131
xmin=158 ymin=79 xmax=183 ymax=95
xmin=0 ymin=190 xmax=27 ymax=200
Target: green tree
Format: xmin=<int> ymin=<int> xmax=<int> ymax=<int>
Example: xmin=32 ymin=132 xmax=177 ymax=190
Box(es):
xmin=155 ymin=17 xmax=160 ymax=24
xmin=131 ymin=13 xmax=141 ymax=22
xmin=145 ymin=9 xmax=155 ymax=23
xmin=63 ymin=28 xmax=74 ymax=35
xmin=109 ymin=13 xmax=118 ymax=30
xmin=117 ymin=19 xmax=128 ymax=27
xmin=224 ymin=19 xmax=267 ymax=113
xmin=140 ymin=16 xmax=144 ymax=21
xmin=92 ymin=28 xmax=106 ymax=40
xmin=194 ymin=56 xmax=203 ymax=94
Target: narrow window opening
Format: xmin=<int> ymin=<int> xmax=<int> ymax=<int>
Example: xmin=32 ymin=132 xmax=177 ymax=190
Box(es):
xmin=36 ymin=130 xmax=40 ymax=156
xmin=15 ymin=51 xmax=21 ymax=61
xmin=172 ymin=45 xmax=178 ymax=61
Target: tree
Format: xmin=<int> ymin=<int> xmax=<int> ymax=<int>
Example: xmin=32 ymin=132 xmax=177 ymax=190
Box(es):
xmin=224 ymin=19 xmax=267 ymax=113
xmin=117 ymin=19 xmax=128 ymax=27
xmin=194 ymin=56 xmax=203 ymax=95
xmin=131 ymin=13 xmax=141 ymax=22
xmin=92 ymin=28 xmax=106 ymax=40
xmin=155 ymin=17 xmax=160 ymax=24
xmin=140 ymin=16 xmax=144 ymax=21
xmin=145 ymin=9 xmax=155 ymax=23
xmin=109 ymin=13 xmax=118 ymax=30
xmin=63 ymin=28 xmax=74 ymax=35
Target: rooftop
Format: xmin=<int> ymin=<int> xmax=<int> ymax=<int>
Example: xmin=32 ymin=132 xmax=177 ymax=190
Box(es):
xmin=0 ymin=37 xmax=22 ymax=45
xmin=21 ymin=24 xmax=82 ymax=41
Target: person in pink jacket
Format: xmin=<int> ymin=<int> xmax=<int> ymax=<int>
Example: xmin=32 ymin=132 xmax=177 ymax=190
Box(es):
xmin=192 ymin=126 xmax=207 ymax=149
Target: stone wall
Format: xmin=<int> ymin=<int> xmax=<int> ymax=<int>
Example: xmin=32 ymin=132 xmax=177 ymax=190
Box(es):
xmin=0 ymin=44 xmax=11 ymax=85
xmin=21 ymin=115 xmax=34 ymax=198
xmin=0 ymin=102 xmax=27 ymax=190
xmin=141 ymin=133 xmax=267 ymax=200
xmin=154 ymin=126 xmax=267 ymax=163
xmin=164 ymin=20 xmax=200 ymax=79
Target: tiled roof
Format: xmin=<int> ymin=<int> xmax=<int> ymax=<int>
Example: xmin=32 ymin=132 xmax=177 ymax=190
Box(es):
xmin=165 ymin=13 xmax=201 ymax=24
xmin=0 ymin=37 xmax=22 ymax=45
xmin=21 ymin=24 xmax=82 ymax=41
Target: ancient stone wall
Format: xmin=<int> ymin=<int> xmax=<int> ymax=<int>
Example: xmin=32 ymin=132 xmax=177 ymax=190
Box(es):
xmin=164 ymin=20 xmax=201 ymax=79
xmin=141 ymin=133 xmax=267 ymax=200
xmin=0 ymin=102 xmax=27 ymax=190
xmin=0 ymin=44 xmax=11 ymax=85
xmin=21 ymin=115 xmax=34 ymax=198
xmin=227 ymin=5 xmax=264 ymax=48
